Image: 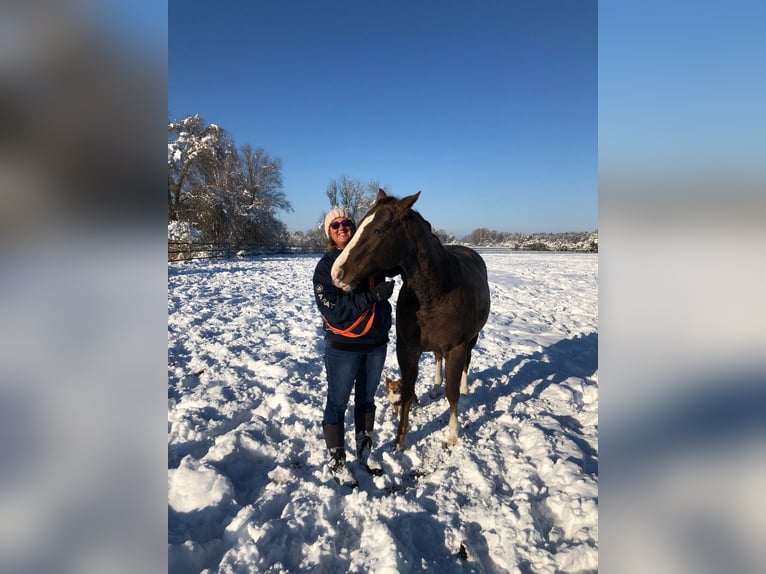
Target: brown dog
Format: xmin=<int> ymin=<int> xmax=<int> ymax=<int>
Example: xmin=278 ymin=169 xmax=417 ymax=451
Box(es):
xmin=385 ymin=376 xmax=422 ymax=417
xmin=384 ymin=376 xmax=403 ymax=417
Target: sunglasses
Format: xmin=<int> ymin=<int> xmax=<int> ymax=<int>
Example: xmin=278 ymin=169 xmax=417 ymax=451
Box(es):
xmin=329 ymin=219 xmax=352 ymax=230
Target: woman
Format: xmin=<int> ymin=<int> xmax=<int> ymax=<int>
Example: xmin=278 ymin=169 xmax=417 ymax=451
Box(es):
xmin=312 ymin=207 xmax=394 ymax=485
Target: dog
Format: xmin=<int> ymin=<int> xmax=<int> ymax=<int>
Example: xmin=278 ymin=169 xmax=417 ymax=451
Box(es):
xmin=385 ymin=376 xmax=403 ymax=416
xmin=385 ymin=376 xmax=421 ymax=417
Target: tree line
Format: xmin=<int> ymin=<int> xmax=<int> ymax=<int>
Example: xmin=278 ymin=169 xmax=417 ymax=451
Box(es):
xmin=464 ymin=229 xmax=598 ymax=252
xmin=168 ymin=115 xmax=388 ymax=253
xmin=168 ymin=114 xmax=596 ymax=257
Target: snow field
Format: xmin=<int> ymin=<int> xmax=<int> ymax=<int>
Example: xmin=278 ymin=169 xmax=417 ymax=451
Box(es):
xmin=168 ymin=252 xmax=598 ymax=573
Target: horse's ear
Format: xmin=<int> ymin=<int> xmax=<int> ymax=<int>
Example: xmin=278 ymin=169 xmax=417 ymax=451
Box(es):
xmin=398 ymin=191 xmax=421 ymax=213
xmin=376 ymin=188 xmax=387 ymax=201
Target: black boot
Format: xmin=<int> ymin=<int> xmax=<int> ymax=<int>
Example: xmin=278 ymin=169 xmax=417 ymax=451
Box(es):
xmin=323 ymin=423 xmax=357 ymax=487
xmin=354 ymin=410 xmax=382 ymax=476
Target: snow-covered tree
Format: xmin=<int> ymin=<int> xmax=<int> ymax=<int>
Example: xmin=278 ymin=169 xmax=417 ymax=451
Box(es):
xmin=168 ymin=114 xmax=228 ymax=223
xmin=168 ymin=114 xmax=291 ymax=248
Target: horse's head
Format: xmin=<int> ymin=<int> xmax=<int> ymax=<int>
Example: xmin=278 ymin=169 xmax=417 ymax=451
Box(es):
xmin=331 ymin=189 xmax=420 ymax=291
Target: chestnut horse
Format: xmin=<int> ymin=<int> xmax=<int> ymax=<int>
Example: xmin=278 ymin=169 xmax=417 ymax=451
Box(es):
xmin=331 ymin=190 xmax=490 ymax=450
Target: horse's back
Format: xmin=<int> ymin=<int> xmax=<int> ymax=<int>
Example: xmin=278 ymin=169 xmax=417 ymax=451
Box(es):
xmin=445 ymin=245 xmax=488 ymax=284
xmin=444 ymin=245 xmax=490 ymax=324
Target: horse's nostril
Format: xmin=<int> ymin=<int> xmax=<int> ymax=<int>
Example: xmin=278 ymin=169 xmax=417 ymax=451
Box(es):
xmin=336 ymin=268 xmax=344 ymax=281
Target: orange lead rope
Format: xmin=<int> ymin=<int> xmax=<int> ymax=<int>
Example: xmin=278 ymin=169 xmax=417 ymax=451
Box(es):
xmin=323 ymin=276 xmax=376 ymax=338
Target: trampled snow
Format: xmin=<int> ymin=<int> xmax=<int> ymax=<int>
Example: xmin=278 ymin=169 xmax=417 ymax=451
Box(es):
xmin=168 ymin=251 xmax=598 ymax=573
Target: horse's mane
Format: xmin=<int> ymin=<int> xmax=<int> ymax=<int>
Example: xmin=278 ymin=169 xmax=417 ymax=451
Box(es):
xmin=407 ymin=208 xmax=443 ymax=245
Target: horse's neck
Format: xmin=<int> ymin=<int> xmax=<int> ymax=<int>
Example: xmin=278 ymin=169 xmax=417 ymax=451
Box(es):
xmin=402 ymin=231 xmax=453 ymax=297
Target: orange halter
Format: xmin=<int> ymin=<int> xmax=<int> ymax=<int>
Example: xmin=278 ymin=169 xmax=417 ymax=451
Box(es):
xmin=323 ymin=276 xmax=376 ymax=338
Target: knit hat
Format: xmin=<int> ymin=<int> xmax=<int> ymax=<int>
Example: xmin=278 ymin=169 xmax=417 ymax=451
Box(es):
xmin=324 ymin=207 xmax=351 ymax=238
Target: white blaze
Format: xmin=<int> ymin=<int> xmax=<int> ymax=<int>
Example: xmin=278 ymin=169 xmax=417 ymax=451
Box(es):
xmin=330 ymin=212 xmax=377 ymax=291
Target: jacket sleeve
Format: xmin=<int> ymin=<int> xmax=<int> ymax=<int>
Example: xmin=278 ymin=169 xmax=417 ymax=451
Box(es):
xmin=313 ymin=254 xmax=374 ymax=326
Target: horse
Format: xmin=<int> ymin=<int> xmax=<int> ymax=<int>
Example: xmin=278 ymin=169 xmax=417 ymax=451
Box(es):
xmin=331 ymin=190 xmax=491 ymax=450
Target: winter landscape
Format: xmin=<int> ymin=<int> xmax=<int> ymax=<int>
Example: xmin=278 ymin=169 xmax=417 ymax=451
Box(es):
xmin=168 ymin=250 xmax=598 ymax=573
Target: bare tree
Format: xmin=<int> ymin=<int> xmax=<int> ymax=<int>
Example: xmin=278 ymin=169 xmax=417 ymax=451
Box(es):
xmin=230 ymin=145 xmax=291 ymax=246
xmin=433 ymin=229 xmax=455 ymax=244
xmin=235 ymin=144 xmax=290 ymax=213
xmin=360 ymin=180 xmax=389 ymax=218
xmin=325 ymin=175 xmax=389 ymax=223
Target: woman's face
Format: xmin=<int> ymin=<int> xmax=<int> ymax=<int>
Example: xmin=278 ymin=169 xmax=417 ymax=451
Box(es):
xmin=329 ymin=217 xmax=353 ymax=248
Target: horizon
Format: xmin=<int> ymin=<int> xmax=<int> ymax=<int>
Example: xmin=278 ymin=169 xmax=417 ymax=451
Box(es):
xmin=287 ymin=205 xmax=599 ymax=239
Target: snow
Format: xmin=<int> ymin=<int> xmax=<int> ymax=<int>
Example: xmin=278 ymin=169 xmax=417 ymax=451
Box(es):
xmin=168 ymin=457 xmax=235 ymax=513
xmin=168 ymin=251 xmax=598 ymax=573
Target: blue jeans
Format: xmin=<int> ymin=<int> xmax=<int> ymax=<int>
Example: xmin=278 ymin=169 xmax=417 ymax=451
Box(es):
xmin=323 ymin=340 xmax=387 ymax=425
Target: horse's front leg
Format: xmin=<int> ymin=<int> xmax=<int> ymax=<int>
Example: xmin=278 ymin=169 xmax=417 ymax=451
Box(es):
xmin=395 ymin=346 xmax=420 ymax=451
xmin=444 ymin=346 xmax=467 ymax=447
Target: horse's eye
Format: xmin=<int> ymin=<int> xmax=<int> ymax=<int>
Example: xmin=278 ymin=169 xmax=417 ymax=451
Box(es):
xmin=374 ymin=228 xmax=384 ymax=235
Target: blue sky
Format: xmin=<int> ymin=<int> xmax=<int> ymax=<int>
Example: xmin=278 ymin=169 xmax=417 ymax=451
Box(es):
xmin=169 ymin=1 xmax=597 ymax=237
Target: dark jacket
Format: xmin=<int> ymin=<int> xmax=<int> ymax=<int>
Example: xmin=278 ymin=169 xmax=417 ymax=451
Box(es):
xmin=313 ymin=249 xmax=392 ymax=349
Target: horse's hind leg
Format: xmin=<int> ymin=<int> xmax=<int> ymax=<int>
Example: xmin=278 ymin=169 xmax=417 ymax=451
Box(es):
xmin=445 ymin=346 xmax=467 ymax=446
xmin=429 ymin=352 xmax=444 ymax=399
xmin=460 ymin=335 xmax=479 ymax=395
